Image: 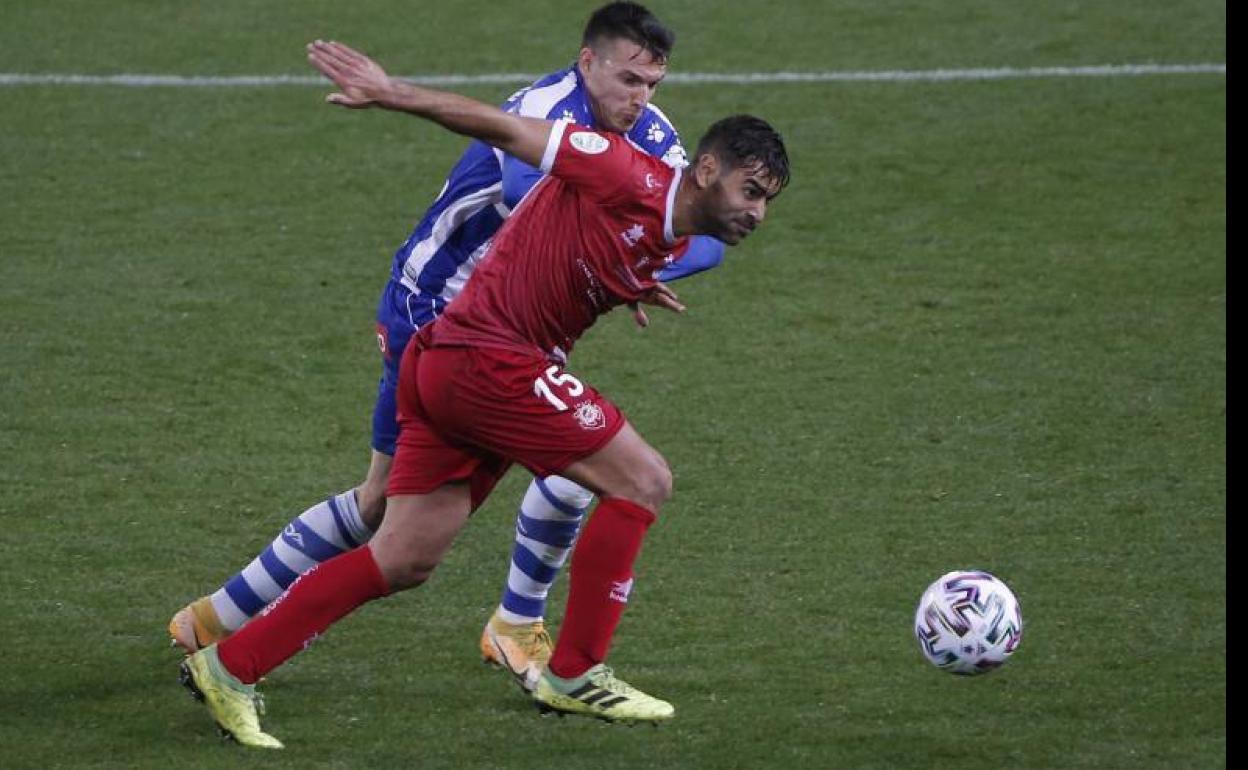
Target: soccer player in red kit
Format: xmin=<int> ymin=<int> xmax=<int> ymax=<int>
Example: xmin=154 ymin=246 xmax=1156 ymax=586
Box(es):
xmin=179 ymin=39 xmax=789 ymax=748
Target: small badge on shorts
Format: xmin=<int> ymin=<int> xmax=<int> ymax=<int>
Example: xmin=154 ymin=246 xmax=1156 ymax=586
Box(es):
xmin=573 ymin=401 xmax=607 ymax=430
xmin=375 ymin=322 xmax=389 ymax=358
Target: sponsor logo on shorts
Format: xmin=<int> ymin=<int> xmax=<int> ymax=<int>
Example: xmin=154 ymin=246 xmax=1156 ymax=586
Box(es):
xmin=570 ymin=131 xmax=609 ymax=155
xmin=573 ymin=401 xmax=607 ymax=430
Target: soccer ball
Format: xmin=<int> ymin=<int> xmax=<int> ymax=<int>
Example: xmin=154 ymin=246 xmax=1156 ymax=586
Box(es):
xmin=914 ymin=570 xmax=1023 ymax=675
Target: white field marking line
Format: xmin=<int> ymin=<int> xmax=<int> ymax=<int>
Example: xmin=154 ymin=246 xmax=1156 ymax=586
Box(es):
xmin=0 ymin=63 xmax=1226 ymax=87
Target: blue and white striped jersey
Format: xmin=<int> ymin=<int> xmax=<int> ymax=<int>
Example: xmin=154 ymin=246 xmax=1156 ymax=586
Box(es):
xmin=385 ymin=63 xmax=719 ymax=328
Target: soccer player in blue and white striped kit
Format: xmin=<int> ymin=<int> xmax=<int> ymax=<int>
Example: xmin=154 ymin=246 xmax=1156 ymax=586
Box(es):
xmin=169 ymin=1 xmax=723 ymax=693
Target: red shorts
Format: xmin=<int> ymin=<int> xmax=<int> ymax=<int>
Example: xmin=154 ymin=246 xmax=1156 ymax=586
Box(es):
xmin=386 ymin=340 xmax=626 ymax=506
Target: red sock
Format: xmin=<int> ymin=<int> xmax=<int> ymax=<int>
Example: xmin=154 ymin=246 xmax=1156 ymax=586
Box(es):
xmin=216 ymin=545 xmax=390 ymax=684
xmin=547 ymin=497 xmax=656 ymax=679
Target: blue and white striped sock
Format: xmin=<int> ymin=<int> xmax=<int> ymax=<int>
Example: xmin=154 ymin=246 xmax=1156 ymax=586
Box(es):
xmin=208 ymin=490 xmax=374 ymax=631
xmin=496 ymin=476 xmax=594 ymax=625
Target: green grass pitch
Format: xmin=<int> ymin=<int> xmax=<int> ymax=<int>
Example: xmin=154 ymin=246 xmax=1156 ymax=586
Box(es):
xmin=0 ymin=2 xmax=1223 ymax=768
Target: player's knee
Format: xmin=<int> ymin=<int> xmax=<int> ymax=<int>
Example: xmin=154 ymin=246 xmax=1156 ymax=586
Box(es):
xmin=374 ymin=545 xmax=441 ymax=590
xmin=369 ymin=535 xmax=442 ymax=591
xmin=632 ymin=453 xmax=673 ymax=511
xmin=384 ymin=561 xmax=437 ymax=591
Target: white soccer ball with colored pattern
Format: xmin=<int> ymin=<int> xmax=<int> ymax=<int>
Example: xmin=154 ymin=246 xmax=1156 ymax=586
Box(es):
xmin=914 ymin=570 xmax=1023 ymax=675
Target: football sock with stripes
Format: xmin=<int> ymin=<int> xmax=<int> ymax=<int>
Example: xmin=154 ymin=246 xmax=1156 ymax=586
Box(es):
xmin=495 ymin=476 xmax=593 ymax=624
xmin=547 ymin=497 xmax=656 ymax=679
xmin=216 ymin=544 xmax=389 ymax=684
xmin=208 ymin=490 xmax=374 ymax=632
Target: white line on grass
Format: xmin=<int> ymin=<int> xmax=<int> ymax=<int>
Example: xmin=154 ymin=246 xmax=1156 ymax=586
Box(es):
xmin=0 ymin=63 xmax=1226 ymax=88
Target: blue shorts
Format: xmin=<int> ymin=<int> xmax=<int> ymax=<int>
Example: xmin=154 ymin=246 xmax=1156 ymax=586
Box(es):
xmin=371 ymin=280 xmax=437 ymax=455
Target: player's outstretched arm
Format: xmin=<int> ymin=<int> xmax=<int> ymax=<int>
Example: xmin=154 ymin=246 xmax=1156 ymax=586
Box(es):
xmin=306 ymin=39 xmax=551 ymax=169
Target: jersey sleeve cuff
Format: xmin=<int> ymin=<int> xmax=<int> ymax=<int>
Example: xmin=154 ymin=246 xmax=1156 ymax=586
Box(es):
xmin=540 ymin=118 xmax=570 ymax=174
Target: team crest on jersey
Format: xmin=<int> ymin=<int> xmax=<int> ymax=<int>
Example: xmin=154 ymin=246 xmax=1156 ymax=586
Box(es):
xmin=570 ymin=131 xmax=609 ymax=155
xmin=573 ymin=401 xmax=606 ymax=430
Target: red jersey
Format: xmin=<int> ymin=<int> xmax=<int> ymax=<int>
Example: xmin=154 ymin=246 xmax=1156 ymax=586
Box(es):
xmin=426 ymin=120 xmax=691 ymax=360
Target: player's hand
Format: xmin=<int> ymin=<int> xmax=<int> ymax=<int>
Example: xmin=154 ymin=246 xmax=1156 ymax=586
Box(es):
xmin=307 ymin=40 xmax=392 ymax=109
xmin=629 ymin=282 xmax=685 ymax=328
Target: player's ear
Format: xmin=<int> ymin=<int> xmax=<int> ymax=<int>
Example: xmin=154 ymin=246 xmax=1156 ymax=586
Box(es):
xmin=577 ymin=46 xmax=596 ymax=73
xmin=693 ymin=152 xmax=719 ymax=189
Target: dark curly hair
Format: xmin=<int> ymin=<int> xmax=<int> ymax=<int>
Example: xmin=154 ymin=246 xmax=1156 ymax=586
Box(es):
xmin=695 ymin=115 xmax=791 ymax=192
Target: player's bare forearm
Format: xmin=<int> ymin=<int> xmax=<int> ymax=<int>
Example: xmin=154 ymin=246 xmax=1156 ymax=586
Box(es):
xmin=306 ymin=40 xmax=550 ymax=169
xmin=372 ymin=80 xmax=551 ymax=169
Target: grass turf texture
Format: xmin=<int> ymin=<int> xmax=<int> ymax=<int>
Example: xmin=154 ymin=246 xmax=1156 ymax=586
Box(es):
xmin=0 ymin=2 xmax=1224 ymax=768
